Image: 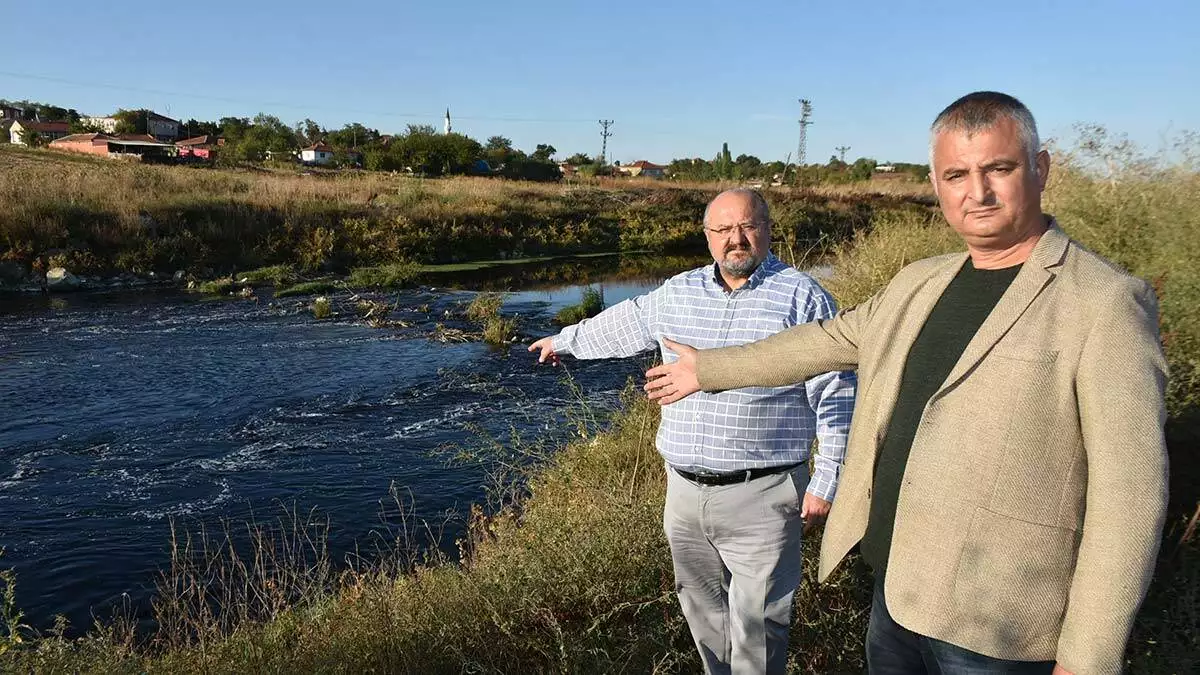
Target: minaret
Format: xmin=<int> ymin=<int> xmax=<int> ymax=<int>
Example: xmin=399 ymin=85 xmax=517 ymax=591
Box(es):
xmin=444 ymin=108 xmax=451 ymax=135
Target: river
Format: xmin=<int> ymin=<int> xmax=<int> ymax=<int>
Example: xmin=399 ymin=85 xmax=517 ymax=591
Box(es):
xmin=0 ymin=256 xmax=697 ymax=633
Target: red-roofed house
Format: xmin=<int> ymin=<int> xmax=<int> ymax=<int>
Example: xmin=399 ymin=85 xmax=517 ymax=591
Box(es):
xmin=616 ymin=160 xmax=667 ymax=178
xmin=50 ymin=133 xmax=175 ymax=160
xmin=176 ymin=135 xmax=223 ymax=160
xmin=300 ymin=142 xmax=362 ymax=166
xmin=9 ymin=120 xmax=70 ymax=145
xmin=49 ymin=133 xmax=114 ymax=156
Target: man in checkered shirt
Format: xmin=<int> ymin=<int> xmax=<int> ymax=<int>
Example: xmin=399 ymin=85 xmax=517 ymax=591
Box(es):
xmin=529 ymin=189 xmax=856 ymax=674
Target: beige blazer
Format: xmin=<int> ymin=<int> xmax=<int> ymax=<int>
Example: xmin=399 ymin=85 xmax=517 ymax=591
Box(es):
xmin=696 ymin=225 xmax=1168 ymax=674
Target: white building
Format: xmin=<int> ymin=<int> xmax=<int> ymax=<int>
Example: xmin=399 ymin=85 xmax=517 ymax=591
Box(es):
xmin=80 ymin=111 xmax=181 ymax=141
xmin=9 ymin=119 xmax=70 ymax=145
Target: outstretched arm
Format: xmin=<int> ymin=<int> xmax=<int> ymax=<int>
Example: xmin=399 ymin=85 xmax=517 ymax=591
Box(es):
xmin=646 ymin=290 xmax=879 ymax=404
xmin=531 ymin=288 xmax=663 ymax=363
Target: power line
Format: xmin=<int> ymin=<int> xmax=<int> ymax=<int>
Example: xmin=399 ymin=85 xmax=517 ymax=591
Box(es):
xmin=598 ymin=119 xmax=614 ymax=165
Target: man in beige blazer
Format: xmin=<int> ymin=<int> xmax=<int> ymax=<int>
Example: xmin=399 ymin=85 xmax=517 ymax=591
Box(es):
xmin=643 ymin=91 xmax=1168 ymax=675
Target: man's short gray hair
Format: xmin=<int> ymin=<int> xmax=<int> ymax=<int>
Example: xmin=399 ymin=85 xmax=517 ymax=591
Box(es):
xmin=929 ymin=91 xmax=1041 ymax=171
xmin=703 ymin=188 xmax=771 ymax=228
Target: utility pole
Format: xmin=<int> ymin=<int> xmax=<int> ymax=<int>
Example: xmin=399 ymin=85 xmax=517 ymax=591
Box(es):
xmin=795 ymin=99 xmax=813 ymax=171
xmin=598 ymin=119 xmax=614 ymax=166
xmin=835 ymin=145 xmax=850 ymax=163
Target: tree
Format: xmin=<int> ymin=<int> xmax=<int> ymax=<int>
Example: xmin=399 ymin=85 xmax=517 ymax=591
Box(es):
xmin=713 ymin=142 xmax=733 ymax=179
xmin=69 ymin=118 xmax=107 ymax=134
xmin=848 ymin=157 xmax=877 ymax=181
xmin=734 ymin=153 xmax=763 ymax=178
xmin=564 ymin=152 xmax=592 ymax=165
xmin=218 ymin=117 xmax=252 ymax=141
xmin=182 ymin=118 xmax=221 ymax=138
xmin=389 ymin=127 xmax=484 ymax=177
xmin=298 ymin=118 xmax=323 ymax=145
xmin=484 ymin=135 xmax=517 ymax=168
xmin=18 ymin=128 xmax=43 ymax=147
xmin=531 ymin=143 xmax=557 ymax=162
xmin=326 ymin=122 xmax=379 ymax=149
xmin=112 ymin=109 xmax=149 ymax=135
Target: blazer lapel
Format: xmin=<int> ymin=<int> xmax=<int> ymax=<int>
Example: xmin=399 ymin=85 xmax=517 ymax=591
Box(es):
xmin=932 ymin=226 xmax=1070 ymax=400
xmin=869 ymin=253 xmax=968 ymax=442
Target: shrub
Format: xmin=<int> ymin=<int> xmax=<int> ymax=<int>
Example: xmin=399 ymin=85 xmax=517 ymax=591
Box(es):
xmin=466 ymin=292 xmax=506 ymax=322
xmin=346 ymin=261 xmax=421 ymax=289
xmin=236 ymin=265 xmax=298 ymax=287
xmin=555 ymin=286 xmax=605 ymax=325
xmin=482 ymin=316 xmax=518 ymax=346
xmin=275 ymin=280 xmax=340 ymax=298
xmin=311 ymin=296 xmax=332 ymax=319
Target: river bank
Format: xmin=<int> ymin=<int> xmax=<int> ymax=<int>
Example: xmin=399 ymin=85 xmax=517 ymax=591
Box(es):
xmin=0 ymin=145 xmax=933 ymax=288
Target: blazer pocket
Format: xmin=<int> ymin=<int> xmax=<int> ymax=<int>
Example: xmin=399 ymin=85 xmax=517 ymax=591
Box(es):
xmin=953 ymin=507 xmax=1078 ymax=647
xmin=990 ymin=347 xmax=1059 ymax=364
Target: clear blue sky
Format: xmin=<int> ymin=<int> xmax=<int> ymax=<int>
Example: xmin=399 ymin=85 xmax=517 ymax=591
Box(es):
xmin=3 ymin=0 xmax=1196 ymax=165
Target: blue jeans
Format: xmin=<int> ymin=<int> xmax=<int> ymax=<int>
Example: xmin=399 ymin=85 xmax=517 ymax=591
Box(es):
xmin=866 ymin=580 xmax=1056 ymax=674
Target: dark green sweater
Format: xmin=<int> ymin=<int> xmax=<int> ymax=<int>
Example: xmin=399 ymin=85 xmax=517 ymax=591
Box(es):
xmin=859 ymin=258 xmax=1022 ymax=576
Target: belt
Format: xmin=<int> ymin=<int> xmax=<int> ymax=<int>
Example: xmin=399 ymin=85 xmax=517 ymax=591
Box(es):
xmin=672 ymin=463 xmax=800 ymax=486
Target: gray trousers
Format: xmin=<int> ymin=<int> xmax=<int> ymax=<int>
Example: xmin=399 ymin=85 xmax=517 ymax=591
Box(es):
xmin=664 ymin=464 xmax=809 ymax=675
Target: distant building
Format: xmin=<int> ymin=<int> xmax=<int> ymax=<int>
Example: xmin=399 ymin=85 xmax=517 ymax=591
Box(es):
xmin=299 ymin=142 xmax=362 ymax=166
xmin=49 ymin=133 xmax=175 ymax=160
xmin=300 ymin=142 xmax=335 ymax=165
xmin=176 ymin=135 xmax=223 ymax=160
xmin=875 ymin=164 xmax=896 ymax=173
xmin=9 ymin=120 xmax=70 ymax=145
xmin=616 ymin=160 xmax=667 ymax=178
xmin=79 ymin=116 xmax=119 ymax=133
xmin=0 ymin=105 xmax=23 ymax=121
xmin=80 ymin=111 xmax=181 ymax=141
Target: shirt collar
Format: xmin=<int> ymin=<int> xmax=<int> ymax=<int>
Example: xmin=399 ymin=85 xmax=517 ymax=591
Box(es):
xmin=709 ymin=252 xmax=778 ymax=292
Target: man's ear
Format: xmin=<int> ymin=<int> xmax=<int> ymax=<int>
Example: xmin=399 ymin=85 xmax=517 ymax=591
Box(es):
xmin=1035 ymin=149 xmax=1051 ymax=191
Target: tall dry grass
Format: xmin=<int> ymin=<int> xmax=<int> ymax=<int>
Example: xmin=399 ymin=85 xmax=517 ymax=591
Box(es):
xmin=0 ymin=146 xmax=933 ymax=279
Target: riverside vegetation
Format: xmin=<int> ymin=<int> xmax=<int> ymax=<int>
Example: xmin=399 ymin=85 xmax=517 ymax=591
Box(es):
xmin=0 ymin=129 xmax=1196 ymax=672
xmin=0 ymin=144 xmax=929 ymax=288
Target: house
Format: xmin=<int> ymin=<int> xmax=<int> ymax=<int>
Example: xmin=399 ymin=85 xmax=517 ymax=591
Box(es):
xmin=146 ymin=111 xmax=181 ymax=141
xmin=176 ymin=134 xmax=223 ymax=160
xmin=300 ymin=142 xmax=335 ymax=165
xmin=616 ymin=160 xmax=667 ymax=178
xmin=299 ymin=142 xmax=362 ymax=166
xmin=79 ymin=111 xmax=181 ymax=141
xmin=9 ymin=120 xmax=70 ymax=145
xmin=50 ymin=133 xmax=175 ymax=160
xmin=49 ymin=133 xmax=114 ymax=156
xmin=1 ymin=105 xmax=23 ymax=120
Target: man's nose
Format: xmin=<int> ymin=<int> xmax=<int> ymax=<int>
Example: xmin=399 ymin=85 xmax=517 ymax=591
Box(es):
xmin=968 ymin=171 xmax=995 ymax=205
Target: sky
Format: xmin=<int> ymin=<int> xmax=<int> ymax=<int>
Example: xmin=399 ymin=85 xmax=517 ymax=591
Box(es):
xmin=2 ymin=0 xmax=1197 ymax=165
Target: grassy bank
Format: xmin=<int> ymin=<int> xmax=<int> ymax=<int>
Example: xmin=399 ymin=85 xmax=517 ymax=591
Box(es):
xmin=1 ymin=132 xmax=1196 ymax=672
xmin=0 ymin=145 xmax=932 ymax=282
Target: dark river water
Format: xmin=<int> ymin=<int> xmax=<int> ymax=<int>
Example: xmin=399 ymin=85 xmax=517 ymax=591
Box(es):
xmin=0 ymin=258 xmax=688 ymax=634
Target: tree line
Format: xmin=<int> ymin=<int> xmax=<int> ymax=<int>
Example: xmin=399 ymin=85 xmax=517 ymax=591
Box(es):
xmin=2 ymin=98 xmax=929 ymax=182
